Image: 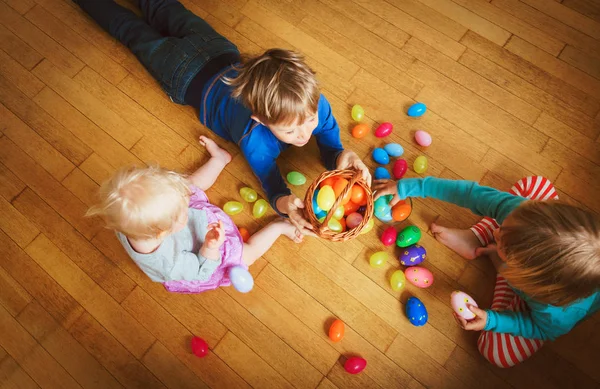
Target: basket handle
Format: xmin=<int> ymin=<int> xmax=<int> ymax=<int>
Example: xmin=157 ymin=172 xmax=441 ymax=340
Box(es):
xmin=318 ymin=169 xmax=364 ymax=234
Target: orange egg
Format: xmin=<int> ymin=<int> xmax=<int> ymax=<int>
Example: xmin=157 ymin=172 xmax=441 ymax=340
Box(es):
xmin=392 ymin=202 xmax=412 ymax=221
xmin=351 ymin=123 xmax=370 ymax=138
xmin=328 ymin=319 xmax=345 ymax=342
xmin=333 ymin=178 xmax=352 ymax=204
xmin=339 ymin=217 xmax=347 ymax=232
xmin=343 ymin=201 xmax=360 ymax=216
xmin=320 ymin=177 xmax=337 ymax=188
xmin=238 ymin=227 xmax=251 ymax=242
xmin=350 ymin=185 xmax=367 ymax=205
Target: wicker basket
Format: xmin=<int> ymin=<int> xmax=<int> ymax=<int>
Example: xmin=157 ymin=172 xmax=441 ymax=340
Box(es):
xmin=304 ymin=169 xmax=374 ymax=241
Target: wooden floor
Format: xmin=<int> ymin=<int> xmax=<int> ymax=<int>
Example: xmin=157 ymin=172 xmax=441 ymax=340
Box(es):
xmin=1 ymin=0 xmax=600 ymax=388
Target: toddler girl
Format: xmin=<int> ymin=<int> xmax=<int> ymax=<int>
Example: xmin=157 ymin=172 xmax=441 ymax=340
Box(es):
xmin=87 ymin=136 xmax=301 ymax=293
xmin=374 ymin=176 xmax=600 ymax=367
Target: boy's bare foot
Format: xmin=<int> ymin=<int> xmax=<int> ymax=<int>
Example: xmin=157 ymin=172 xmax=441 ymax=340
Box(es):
xmin=430 ymin=223 xmax=482 ymax=260
xmin=276 ymin=219 xmax=304 ymax=243
xmin=199 ymin=135 xmax=231 ymax=165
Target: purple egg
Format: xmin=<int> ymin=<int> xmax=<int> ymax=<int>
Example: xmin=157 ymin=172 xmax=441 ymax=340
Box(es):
xmin=399 ymin=244 xmax=426 ymax=267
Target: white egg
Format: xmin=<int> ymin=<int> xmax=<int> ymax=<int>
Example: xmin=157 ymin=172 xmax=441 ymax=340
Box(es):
xmin=450 ymin=291 xmax=478 ymax=320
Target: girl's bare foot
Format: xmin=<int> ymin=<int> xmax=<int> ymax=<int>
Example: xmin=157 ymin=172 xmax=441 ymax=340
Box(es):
xmin=430 ymin=223 xmax=483 ymax=260
xmin=276 ymin=219 xmax=304 ymax=243
xmin=199 ymin=135 xmax=231 ymax=165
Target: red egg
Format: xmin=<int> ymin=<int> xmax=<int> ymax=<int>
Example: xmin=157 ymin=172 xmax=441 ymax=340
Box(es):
xmin=344 ymin=201 xmax=360 ymax=216
xmin=381 ymin=226 xmax=397 ymax=246
xmin=344 ymin=357 xmax=367 ymax=374
xmin=191 ymin=336 xmax=209 ymax=358
xmin=374 ymin=122 xmax=393 ymax=138
xmin=339 ymin=217 xmax=347 ymax=232
xmin=392 ymin=159 xmax=408 ymax=179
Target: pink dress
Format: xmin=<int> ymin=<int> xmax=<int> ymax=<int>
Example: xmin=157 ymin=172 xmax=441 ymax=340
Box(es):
xmin=163 ymin=186 xmax=245 ymax=293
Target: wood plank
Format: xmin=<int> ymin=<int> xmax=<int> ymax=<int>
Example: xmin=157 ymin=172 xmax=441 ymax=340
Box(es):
xmin=0 ymin=104 xmax=75 ymax=181
xmin=480 ymin=149 xmax=535 ymax=187
xmin=451 ymin=0 xmax=565 ymax=55
xmin=214 ymin=332 xmax=292 ymax=389
xmin=0 ymin=304 xmax=82 ymax=389
xmin=141 ymin=341 xmax=209 ymax=389
xmin=521 ymin=0 xmax=600 ymax=40
xmin=458 ymin=48 xmax=600 ymax=139
xmin=68 ymin=312 xmax=166 ymax=389
xmin=0 ymin=2 xmax=83 ymax=77
xmin=0 ymin=75 xmax=92 ymax=166
xmin=0 ymin=162 xmax=26 ymax=202
xmin=460 ymin=31 xmax=600 ymax=117
xmin=79 ymin=153 xmax=116 ymax=185
xmin=0 ymin=355 xmax=40 ymax=389
xmin=24 ymin=234 xmax=154 ymax=359
xmin=559 ymin=45 xmax=600 ymax=80
xmin=444 ymin=346 xmax=512 ymax=389
xmin=540 ymin=139 xmax=600 ymax=187
xmin=0 ymin=24 xmax=42 ymax=70
xmin=316 ymin=377 xmax=339 ymax=389
xmin=25 ymin=4 xmax=129 ymax=85
xmin=0 ymin=196 xmax=38 ymax=249
xmin=563 ymin=0 xmax=600 ymax=23
xmin=31 ymin=60 xmax=143 ymax=149
xmin=16 ymin=302 xmax=123 ymax=389
xmin=0 ymin=49 xmax=44 ymax=98
xmin=555 ymin=169 xmax=600 ymax=213
xmin=61 ymin=168 xmax=99 ymax=207
xmin=0 ymin=266 xmax=32 ymax=317
xmin=326 ymin=360 xmax=380 ymax=389
xmin=4 ymin=0 xmax=35 ymax=14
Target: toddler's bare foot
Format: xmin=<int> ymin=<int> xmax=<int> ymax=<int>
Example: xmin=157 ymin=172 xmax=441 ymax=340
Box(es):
xmin=199 ymin=135 xmax=231 ymax=165
xmin=275 ymin=219 xmax=304 ymax=243
xmin=430 ymin=223 xmax=482 ymax=260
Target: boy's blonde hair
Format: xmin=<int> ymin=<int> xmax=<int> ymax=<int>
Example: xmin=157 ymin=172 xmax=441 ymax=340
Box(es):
xmin=224 ymin=49 xmax=320 ymax=126
xmin=499 ymin=201 xmax=600 ymax=306
xmin=86 ymin=166 xmax=191 ymax=239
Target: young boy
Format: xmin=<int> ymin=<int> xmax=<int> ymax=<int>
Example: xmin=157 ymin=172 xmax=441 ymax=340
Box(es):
xmin=73 ymin=0 xmax=370 ymax=235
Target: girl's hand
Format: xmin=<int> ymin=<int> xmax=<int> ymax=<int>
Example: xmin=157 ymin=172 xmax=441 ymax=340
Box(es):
xmin=276 ymin=194 xmax=315 ymax=237
xmin=204 ymin=221 xmax=225 ymax=250
xmin=453 ymin=305 xmax=488 ymax=331
xmin=336 ymin=150 xmax=372 ymax=186
xmin=373 ymin=179 xmax=401 ymax=206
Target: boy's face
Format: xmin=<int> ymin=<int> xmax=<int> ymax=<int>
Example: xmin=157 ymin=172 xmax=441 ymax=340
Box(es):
xmin=263 ymin=113 xmax=319 ymax=147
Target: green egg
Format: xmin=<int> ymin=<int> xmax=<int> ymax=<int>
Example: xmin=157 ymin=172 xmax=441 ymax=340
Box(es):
xmin=396 ymin=226 xmax=422 ymax=248
xmin=286 ymin=171 xmax=307 ymax=186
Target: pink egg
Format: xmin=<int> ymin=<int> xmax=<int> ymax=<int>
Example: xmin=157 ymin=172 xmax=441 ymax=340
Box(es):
xmin=392 ymin=159 xmax=408 ymax=179
xmin=451 ymin=291 xmax=478 ymax=320
xmin=404 ymin=267 xmax=434 ymax=288
xmin=375 ymin=122 xmax=393 ymax=138
xmin=346 ymin=212 xmax=363 ymax=229
xmin=380 ymin=226 xmax=397 ymax=246
xmin=414 ymin=130 xmax=432 ymax=147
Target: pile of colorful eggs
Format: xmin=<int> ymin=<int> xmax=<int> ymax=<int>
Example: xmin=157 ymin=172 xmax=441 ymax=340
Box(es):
xmin=373 ymin=195 xmax=412 ymax=223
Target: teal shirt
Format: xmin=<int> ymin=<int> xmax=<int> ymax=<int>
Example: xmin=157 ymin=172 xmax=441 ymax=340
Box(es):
xmin=397 ymin=177 xmax=600 ymax=341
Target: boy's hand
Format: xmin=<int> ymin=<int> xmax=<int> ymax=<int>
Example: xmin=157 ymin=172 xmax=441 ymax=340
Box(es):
xmin=201 ymin=221 xmax=225 ymax=260
xmin=453 ymin=305 xmax=488 ymax=331
xmin=276 ymin=194 xmax=315 ymax=236
xmin=373 ymin=179 xmax=401 ymax=206
xmin=336 ymin=150 xmax=372 ymax=186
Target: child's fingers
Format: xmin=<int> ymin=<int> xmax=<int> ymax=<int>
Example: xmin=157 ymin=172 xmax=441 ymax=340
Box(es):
xmin=388 ymin=194 xmax=401 ymax=207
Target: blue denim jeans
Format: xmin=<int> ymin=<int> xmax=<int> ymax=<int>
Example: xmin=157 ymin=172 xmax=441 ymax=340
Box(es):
xmin=74 ymin=0 xmax=239 ymax=104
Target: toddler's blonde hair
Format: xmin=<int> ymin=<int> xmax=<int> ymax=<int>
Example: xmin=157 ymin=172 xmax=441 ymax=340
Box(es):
xmin=224 ymin=48 xmax=320 ymax=126
xmin=86 ymin=166 xmax=191 ymax=239
xmin=499 ymin=201 xmax=600 ymax=306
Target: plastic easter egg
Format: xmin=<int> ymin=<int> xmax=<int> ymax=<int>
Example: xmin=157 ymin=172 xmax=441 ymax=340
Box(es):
xmin=413 ymin=156 xmax=428 ymax=174
xmin=374 ymin=196 xmax=390 ymax=216
xmin=327 ymin=218 xmax=343 ymax=233
xmin=350 ymin=185 xmax=366 ymax=205
xmin=357 ymin=205 xmax=366 ymax=214
xmin=191 ymin=336 xmax=209 ymax=358
xmin=312 ymin=189 xmax=322 ymax=215
xmin=223 ymin=201 xmax=243 ymax=215
xmin=372 ymin=148 xmax=390 ymax=165
xmin=351 ymin=123 xmax=370 ymax=138
xmin=374 ymin=167 xmax=391 ymax=180
xmin=390 ymin=270 xmax=406 ymax=291
xmin=229 ymin=266 xmax=254 ymax=293
xmin=392 ymin=159 xmax=408 ymax=179
xmin=286 ymin=171 xmax=306 ymax=186
xmin=369 ymin=251 xmax=388 ymax=268
xmin=407 ymin=102 xmax=427 ymax=117
xmin=414 ymin=130 xmax=432 ymax=147
xmin=344 ymin=357 xmax=367 ymax=374
xmin=252 ymin=199 xmax=268 ymax=218
xmin=405 ymin=267 xmax=434 ymax=288
xmin=451 ymin=291 xmax=478 ymax=320
xmin=396 ymin=226 xmax=422 ymax=247
xmin=238 ymin=227 xmax=251 ymax=243
xmin=374 ymin=122 xmax=393 ymax=138
xmin=332 ymin=205 xmax=345 ymax=220
xmin=315 ymin=210 xmax=327 ymax=219
xmin=320 ymin=177 xmax=336 ymax=188
xmin=317 ymin=185 xmax=336 ymax=211
xmin=381 ymin=226 xmax=397 ymax=246
xmin=333 ymin=178 xmax=351 ymax=205
xmin=375 ymin=206 xmax=393 ymax=223
xmin=346 ymin=212 xmax=363 ymax=229
xmin=351 ymin=104 xmax=364 ymax=121
xmin=339 ymin=217 xmax=347 ymax=232
xmin=343 ymin=201 xmax=360 ymax=216
xmin=406 ymin=297 xmax=428 ymax=326
xmin=392 ymin=201 xmax=411 ymax=222
xmin=329 ymin=319 xmax=345 ymax=342
xmin=361 ymin=218 xmax=374 ymax=234
xmin=239 ymin=187 xmax=257 ymax=202
xmin=384 ymin=143 xmax=404 ymax=157
xmin=399 ymin=244 xmax=426 ymax=267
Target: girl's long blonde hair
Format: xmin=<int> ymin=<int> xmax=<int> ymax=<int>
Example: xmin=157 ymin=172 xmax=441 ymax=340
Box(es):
xmin=499 ymin=201 xmax=600 ymax=306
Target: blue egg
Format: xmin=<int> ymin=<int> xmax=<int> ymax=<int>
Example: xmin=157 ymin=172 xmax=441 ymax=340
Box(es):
xmin=384 ymin=143 xmax=404 ymax=157
xmin=406 ymin=297 xmax=428 ymax=326
xmin=374 ymin=167 xmax=391 ymax=180
xmin=407 ymin=102 xmax=427 ymax=117
xmin=374 ymin=196 xmax=390 ymax=215
xmin=312 ymin=189 xmax=322 ymax=215
xmin=399 ymin=244 xmax=427 ymax=267
xmin=372 ymin=148 xmax=390 ymax=164
xmin=315 ymin=210 xmax=327 ymax=219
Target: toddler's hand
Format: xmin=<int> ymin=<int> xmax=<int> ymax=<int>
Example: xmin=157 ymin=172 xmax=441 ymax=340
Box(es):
xmin=453 ymin=304 xmax=487 ymax=331
xmin=204 ymin=220 xmax=225 ymax=250
xmin=373 ymin=179 xmax=401 ymax=206
xmin=276 ymin=194 xmax=315 ymax=236
xmin=336 ymin=150 xmax=372 ymax=186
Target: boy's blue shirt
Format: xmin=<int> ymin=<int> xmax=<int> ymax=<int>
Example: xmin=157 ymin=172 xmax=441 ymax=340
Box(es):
xmin=397 ymin=177 xmax=600 ymax=341
xmin=200 ymin=67 xmax=344 ymax=212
